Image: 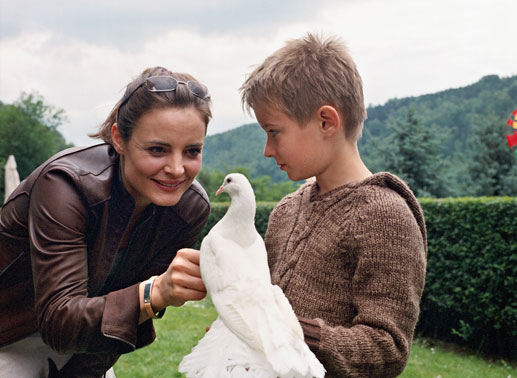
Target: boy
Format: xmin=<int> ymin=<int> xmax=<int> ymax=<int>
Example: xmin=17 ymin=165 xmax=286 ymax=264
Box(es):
xmin=240 ymin=33 xmax=427 ymax=377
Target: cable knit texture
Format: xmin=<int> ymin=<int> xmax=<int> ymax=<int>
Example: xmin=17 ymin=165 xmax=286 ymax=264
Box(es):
xmin=265 ymin=172 xmax=427 ymax=377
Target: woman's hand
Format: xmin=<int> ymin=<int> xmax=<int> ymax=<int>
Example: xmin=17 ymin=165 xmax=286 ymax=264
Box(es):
xmin=153 ymin=248 xmax=207 ymax=308
xmin=138 ymin=248 xmax=207 ymax=323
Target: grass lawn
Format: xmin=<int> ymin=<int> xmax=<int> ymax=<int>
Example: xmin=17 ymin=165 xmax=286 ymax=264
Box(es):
xmin=400 ymin=338 xmax=515 ymax=378
xmin=114 ymin=299 xmax=516 ymax=377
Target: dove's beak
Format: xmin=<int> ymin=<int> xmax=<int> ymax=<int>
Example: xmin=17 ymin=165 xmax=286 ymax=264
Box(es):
xmin=216 ymin=185 xmax=224 ymax=196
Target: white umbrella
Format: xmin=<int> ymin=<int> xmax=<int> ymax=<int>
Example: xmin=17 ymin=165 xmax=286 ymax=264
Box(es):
xmin=4 ymin=155 xmax=20 ymax=203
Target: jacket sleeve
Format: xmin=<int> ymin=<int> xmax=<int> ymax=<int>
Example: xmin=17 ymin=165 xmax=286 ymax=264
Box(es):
xmin=29 ymin=170 xmax=150 ymax=355
xmin=299 ymin=193 xmax=427 ymax=377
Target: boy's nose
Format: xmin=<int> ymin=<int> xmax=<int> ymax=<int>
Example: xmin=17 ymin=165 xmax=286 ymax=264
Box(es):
xmin=263 ymin=141 xmax=275 ymax=158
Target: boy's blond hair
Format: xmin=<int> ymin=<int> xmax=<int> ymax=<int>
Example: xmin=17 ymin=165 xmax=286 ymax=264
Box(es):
xmin=240 ymin=33 xmax=366 ymax=141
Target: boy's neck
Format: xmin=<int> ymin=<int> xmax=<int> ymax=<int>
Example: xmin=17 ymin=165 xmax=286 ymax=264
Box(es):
xmin=316 ymin=140 xmax=372 ymax=194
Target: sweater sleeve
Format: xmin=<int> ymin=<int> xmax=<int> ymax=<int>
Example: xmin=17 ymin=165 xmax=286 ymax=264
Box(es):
xmin=306 ymin=190 xmax=426 ymax=377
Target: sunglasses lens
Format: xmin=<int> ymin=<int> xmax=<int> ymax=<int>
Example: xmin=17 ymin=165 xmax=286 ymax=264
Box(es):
xmin=187 ymin=81 xmax=209 ymax=99
xmin=144 ymin=76 xmax=209 ymax=99
xmin=146 ymin=76 xmax=177 ymax=91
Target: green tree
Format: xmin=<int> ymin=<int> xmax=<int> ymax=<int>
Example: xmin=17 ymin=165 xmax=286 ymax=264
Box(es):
xmin=382 ymin=108 xmax=448 ymax=197
xmin=0 ymin=92 xmax=73 ymax=198
xmin=463 ymin=113 xmax=517 ymax=196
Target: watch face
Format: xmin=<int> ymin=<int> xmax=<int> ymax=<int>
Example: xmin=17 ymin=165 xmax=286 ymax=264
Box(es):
xmin=143 ymin=278 xmax=160 ymax=318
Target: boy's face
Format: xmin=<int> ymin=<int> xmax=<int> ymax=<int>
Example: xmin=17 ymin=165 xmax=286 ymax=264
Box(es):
xmin=254 ymin=105 xmax=330 ymax=182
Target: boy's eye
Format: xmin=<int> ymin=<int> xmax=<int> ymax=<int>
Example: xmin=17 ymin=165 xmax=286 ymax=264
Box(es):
xmin=268 ymin=129 xmax=278 ymax=137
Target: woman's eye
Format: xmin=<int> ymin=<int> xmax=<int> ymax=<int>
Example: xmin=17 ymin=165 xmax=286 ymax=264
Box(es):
xmin=148 ymin=146 xmax=166 ymax=155
xmin=186 ymin=148 xmax=202 ymax=157
xmin=268 ymin=129 xmax=278 ymax=137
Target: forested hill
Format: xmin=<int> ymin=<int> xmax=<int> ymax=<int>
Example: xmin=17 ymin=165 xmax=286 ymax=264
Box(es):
xmin=202 ymin=74 xmax=517 ymax=196
xmin=359 ymin=74 xmax=517 ymax=171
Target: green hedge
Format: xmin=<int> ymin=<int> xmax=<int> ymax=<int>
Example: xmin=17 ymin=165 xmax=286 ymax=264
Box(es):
xmin=418 ymin=197 xmax=517 ymax=359
xmin=197 ymin=197 xmax=517 ymax=359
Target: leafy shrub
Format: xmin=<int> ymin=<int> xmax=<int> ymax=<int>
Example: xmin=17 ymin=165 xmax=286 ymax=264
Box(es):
xmin=417 ymin=197 xmax=517 ymax=359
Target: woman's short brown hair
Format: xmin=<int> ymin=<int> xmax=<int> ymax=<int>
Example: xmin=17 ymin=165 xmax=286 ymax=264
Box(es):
xmin=240 ymin=33 xmax=366 ymax=141
xmin=92 ymin=66 xmax=212 ymax=144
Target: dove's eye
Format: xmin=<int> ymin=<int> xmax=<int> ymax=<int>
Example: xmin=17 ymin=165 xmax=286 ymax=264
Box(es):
xmin=226 ymin=178 xmax=232 ymax=184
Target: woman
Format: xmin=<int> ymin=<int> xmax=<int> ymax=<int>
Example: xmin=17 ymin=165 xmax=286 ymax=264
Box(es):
xmin=0 ymin=66 xmax=212 ymax=377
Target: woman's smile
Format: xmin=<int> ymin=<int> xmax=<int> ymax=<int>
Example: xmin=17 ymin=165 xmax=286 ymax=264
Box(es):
xmin=152 ymin=178 xmax=186 ymax=191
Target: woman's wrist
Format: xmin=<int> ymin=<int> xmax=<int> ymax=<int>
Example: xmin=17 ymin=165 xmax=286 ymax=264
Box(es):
xmin=149 ymin=275 xmax=167 ymax=311
xmin=138 ymin=275 xmax=166 ymax=323
xmin=142 ymin=276 xmax=158 ymax=319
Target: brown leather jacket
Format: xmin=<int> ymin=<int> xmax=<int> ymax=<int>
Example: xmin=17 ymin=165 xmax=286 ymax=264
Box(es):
xmin=0 ymin=144 xmax=210 ymax=376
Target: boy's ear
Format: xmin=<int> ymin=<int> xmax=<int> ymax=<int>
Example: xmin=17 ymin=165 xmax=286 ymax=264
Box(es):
xmin=316 ymin=105 xmax=341 ymax=137
xmin=111 ymin=124 xmax=124 ymax=155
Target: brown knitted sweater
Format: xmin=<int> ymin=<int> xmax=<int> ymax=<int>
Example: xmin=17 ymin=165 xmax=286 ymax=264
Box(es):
xmin=265 ymin=172 xmax=427 ymax=377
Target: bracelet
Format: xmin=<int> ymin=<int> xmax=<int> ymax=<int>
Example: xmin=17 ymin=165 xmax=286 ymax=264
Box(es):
xmin=143 ymin=276 xmax=165 ymax=319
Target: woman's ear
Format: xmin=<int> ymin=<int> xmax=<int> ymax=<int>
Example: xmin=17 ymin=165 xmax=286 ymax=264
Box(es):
xmin=317 ymin=105 xmax=341 ymax=137
xmin=111 ymin=124 xmax=124 ymax=154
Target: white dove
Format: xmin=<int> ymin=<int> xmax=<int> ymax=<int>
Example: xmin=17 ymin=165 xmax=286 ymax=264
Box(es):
xmin=179 ymin=173 xmax=325 ymax=378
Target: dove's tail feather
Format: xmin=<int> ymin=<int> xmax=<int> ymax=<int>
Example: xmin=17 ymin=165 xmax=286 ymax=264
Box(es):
xmin=179 ymin=318 xmax=234 ymax=378
xmin=226 ymin=365 xmax=276 ymax=378
xmin=179 ymin=318 xmax=279 ymax=378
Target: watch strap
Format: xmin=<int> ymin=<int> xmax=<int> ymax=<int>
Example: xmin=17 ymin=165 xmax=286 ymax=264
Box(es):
xmin=143 ymin=276 xmax=164 ymax=319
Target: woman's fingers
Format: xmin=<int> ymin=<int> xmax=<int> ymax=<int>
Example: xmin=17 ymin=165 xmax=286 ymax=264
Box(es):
xmin=172 ymin=249 xmax=203 ymax=279
xmin=156 ymin=248 xmax=207 ymax=307
xmin=171 ymin=271 xmax=206 ymax=293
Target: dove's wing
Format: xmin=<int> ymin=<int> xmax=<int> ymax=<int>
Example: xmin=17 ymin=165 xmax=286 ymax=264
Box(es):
xmin=271 ymin=285 xmax=304 ymax=339
xmin=204 ymin=232 xmax=299 ymax=356
xmin=201 ymin=230 xmax=266 ymax=348
xmin=213 ymin=278 xmax=319 ymax=376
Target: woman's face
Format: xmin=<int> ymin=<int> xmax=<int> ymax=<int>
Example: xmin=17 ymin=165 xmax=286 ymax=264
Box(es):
xmin=112 ymin=106 xmax=206 ymax=212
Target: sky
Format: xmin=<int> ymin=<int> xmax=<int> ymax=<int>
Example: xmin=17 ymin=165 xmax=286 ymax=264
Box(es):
xmin=0 ymin=0 xmax=516 ymax=147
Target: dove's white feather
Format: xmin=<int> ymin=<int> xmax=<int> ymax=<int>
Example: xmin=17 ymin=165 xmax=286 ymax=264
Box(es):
xmin=179 ymin=173 xmax=325 ymax=378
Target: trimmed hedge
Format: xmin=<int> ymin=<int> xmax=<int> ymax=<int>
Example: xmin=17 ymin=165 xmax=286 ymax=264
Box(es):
xmin=197 ymin=197 xmax=517 ymax=359
xmin=418 ymin=197 xmax=517 ymax=359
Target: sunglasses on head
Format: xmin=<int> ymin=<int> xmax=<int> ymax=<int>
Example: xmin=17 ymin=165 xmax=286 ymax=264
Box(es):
xmin=116 ymin=75 xmax=210 ymax=121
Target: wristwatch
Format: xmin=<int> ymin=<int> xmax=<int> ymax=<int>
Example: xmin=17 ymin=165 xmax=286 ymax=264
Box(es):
xmin=143 ymin=276 xmax=165 ymax=319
